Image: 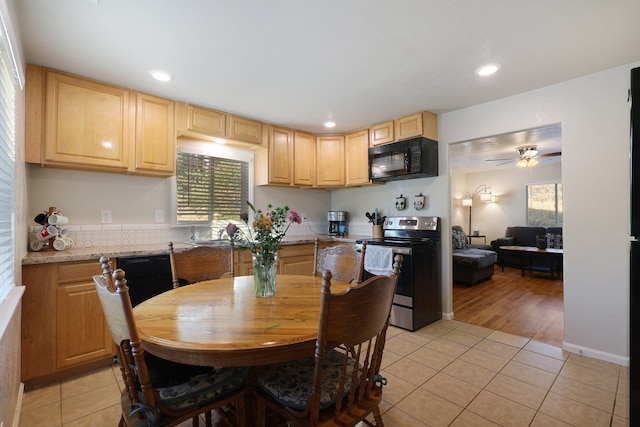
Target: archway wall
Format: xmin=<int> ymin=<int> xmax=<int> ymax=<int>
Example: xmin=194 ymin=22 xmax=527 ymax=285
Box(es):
xmin=440 ymin=62 xmax=639 ymax=365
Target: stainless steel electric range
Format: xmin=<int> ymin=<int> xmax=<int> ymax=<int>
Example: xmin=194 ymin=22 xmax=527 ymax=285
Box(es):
xmin=357 ymin=216 xmax=441 ymax=331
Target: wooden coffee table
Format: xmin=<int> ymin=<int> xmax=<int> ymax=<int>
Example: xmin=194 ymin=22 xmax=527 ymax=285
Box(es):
xmin=499 ymin=246 xmax=563 ymax=278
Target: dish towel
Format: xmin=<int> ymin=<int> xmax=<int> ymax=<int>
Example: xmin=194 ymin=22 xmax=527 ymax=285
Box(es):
xmin=364 ymin=246 xmax=394 ymax=276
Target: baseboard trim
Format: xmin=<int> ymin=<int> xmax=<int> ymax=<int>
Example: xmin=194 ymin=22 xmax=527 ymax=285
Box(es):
xmin=441 ymin=312 xmax=454 ymax=320
xmin=562 ymin=341 xmax=629 ymax=367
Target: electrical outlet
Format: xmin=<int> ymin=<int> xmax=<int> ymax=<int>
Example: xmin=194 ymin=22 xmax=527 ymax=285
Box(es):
xmin=101 ymin=210 xmax=112 ymax=224
xmin=302 ymin=212 xmax=307 ymax=220
xmin=155 ymin=210 xmax=164 ymax=223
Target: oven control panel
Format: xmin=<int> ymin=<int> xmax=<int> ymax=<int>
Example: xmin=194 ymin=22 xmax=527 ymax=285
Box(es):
xmin=384 ymin=216 xmax=439 ymax=231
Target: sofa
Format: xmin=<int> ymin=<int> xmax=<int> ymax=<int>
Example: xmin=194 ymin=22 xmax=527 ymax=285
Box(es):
xmin=452 ymin=226 xmax=498 ymax=286
xmin=491 ymin=226 xmax=563 ymax=271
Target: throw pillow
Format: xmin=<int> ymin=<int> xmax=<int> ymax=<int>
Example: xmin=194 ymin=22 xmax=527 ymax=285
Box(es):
xmin=546 ymin=233 xmax=563 ymax=249
xmin=452 ymin=228 xmax=468 ymax=249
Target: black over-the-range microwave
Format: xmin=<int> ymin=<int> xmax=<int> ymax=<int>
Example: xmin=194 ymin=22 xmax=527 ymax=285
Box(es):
xmin=368 ymin=137 xmax=438 ymax=182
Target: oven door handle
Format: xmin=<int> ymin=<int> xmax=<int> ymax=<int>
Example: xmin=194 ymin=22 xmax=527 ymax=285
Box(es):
xmin=355 ymin=244 xmax=412 ymax=256
xmin=390 ymin=247 xmax=412 ymax=255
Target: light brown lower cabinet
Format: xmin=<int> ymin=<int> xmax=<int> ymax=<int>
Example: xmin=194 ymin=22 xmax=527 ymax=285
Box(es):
xmin=234 ymin=243 xmax=333 ymax=278
xmin=21 ymin=260 xmax=115 ymax=389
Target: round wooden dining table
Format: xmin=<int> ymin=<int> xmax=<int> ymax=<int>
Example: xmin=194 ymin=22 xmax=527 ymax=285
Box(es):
xmin=133 ymin=274 xmax=350 ymax=367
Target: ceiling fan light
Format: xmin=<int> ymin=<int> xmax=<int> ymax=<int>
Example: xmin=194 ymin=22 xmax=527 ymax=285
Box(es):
xmin=516 ymin=158 xmax=528 ymax=168
xmin=527 ymin=157 xmax=539 ymax=167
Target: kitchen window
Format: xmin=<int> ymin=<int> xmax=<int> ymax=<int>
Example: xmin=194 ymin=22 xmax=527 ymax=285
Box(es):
xmin=527 ymin=183 xmax=563 ymax=227
xmin=173 ymin=140 xmax=254 ymax=228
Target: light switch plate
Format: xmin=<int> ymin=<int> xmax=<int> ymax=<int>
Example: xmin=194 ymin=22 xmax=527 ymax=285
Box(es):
xmin=155 ymin=210 xmax=164 ymax=223
xmin=101 ymin=210 xmax=112 ymax=224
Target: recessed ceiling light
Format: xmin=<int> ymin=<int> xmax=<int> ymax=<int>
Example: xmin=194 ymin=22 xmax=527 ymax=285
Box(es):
xmin=475 ymin=63 xmax=502 ymax=76
xmin=150 ymin=70 xmax=174 ymax=82
xmin=323 ymin=121 xmax=336 ymax=128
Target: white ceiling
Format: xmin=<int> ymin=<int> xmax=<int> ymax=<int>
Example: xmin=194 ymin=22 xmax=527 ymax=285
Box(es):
xmin=15 ymin=0 xmax=640 ymax=169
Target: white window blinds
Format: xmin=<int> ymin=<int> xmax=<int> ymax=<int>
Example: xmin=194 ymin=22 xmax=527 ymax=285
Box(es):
xmin=176 ymin=151 xmax=249 ymax=223
xmin=0 ymin=32 xmax=16 ymax=303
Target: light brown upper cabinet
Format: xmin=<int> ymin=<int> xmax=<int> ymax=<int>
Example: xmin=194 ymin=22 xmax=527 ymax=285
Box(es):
xmin=226 ymin=114 xmax=264 ymax=145
xmin=175 ymin=103 xmax=226 ymax=139
xmin=177 ymin=103 xmax=264 ymax=147
xmin=293 ymin=131 xmax=315 ymax=187
xmin=346 ymin=129 xmax=371 ymax=186
xmin=133 ymin=92 xmax=175 ymax=175
xmin=256 ymin=125 xmax=293 ymax=186
xmin=316 ymin=135 xmax=345 ymax=187
xmin=29 ymin=66 xmax=132 ymax=171
xmin=26 ymin=65 xmax=176 ymax=176
xmin=394 ymin=111 xmax=438 ymax=142
xmin=369 ymin=120 xmax=394 ymax=146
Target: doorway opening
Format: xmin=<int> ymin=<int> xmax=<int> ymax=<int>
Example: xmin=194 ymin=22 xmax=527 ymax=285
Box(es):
xmin=449 ymin=124 xmax=564 ymax=347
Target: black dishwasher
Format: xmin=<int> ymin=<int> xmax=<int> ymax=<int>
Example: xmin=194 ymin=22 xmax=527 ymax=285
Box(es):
xmin=117 ymin=254 xmax=173 ymax=307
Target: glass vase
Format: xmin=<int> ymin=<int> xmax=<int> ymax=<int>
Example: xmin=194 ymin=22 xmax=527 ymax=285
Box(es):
xmin=252 ymin=252 xmax=278 ymax=297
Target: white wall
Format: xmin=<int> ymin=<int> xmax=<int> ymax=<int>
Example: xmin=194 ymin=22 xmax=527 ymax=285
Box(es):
xmin=440 ymin=62 xmax=639 ymax=364
xmin=26 ymin=166 xmax=332 ymax=237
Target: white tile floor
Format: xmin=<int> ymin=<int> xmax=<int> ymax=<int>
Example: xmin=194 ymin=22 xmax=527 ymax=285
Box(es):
xmin=19 ymin=320 xmax=629 ymax=426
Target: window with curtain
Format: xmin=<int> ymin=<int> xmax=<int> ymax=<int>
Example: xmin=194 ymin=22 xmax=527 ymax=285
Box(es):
xmin=527 ymin=183 xmax=563 ymax=227
xmin=0 ymin=32 xmax=16 ymax=303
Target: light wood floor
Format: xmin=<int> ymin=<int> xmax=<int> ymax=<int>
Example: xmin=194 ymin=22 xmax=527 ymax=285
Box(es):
xmin=453 ymin=265 xmax=564 ymax=347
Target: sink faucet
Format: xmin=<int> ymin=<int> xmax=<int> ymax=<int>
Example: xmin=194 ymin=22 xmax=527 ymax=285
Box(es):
xmin=190 ymin=226 xmax=195 ymax=242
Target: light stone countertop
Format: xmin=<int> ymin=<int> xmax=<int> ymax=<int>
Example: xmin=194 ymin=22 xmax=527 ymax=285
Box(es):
xmin=22 ymin=235 xmax=367 ymax=265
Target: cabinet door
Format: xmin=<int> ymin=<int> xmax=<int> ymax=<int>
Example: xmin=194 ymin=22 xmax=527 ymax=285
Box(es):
xmin=395 ymin=112 xmax=423 ymax=141
xmin=394 ymin=111 xmax=439 ymax=141
xmin=278 ymin=244 xmax=316 ymax=276
xmin=294 ymin=131 xmax=315 ymax=186
xmin=56 ymin=281 xmax=113 ymax=369
xmin=44 ymin=71 xmax=130 ymax=169
xmin=268 ymin=126 xmax=293 ymax=185
xmin=370 ymin=121 xmax=394 ymax=146
xmin=227 ymin=114 xmax=263 ymax=145
xmin=134 ymin=92 xmax=176 ymax=175
xmin=187 ymin=105 xmax=226 ymax=138
xmin=316 ymin=135 xmax=345 ymax=187
xmin=346 ymin=129 xmax=370 ymax=186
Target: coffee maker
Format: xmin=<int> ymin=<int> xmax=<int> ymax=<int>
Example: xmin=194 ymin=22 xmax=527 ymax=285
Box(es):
xmin=327 ymin=211 xmax=348 ymax=236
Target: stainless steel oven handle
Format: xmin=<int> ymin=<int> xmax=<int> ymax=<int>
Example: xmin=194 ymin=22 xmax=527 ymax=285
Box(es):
xmin=355 ymin=244 xmax=412 ymax=256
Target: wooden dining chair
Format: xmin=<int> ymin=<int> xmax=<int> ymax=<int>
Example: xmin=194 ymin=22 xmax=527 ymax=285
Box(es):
xmin=312 ymin=238 xmax=367 ymax=284
xmin=169 ymin=241 xmax=234 ymax=288
xmin=255 ymin=255 xmax=403 ymax=427
xmin=94 ymin=256 xmax=248 ymax=427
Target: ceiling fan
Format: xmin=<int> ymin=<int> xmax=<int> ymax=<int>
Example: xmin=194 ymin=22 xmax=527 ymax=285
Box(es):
xmin=485 ymin=145 xmax=562 ymax=168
